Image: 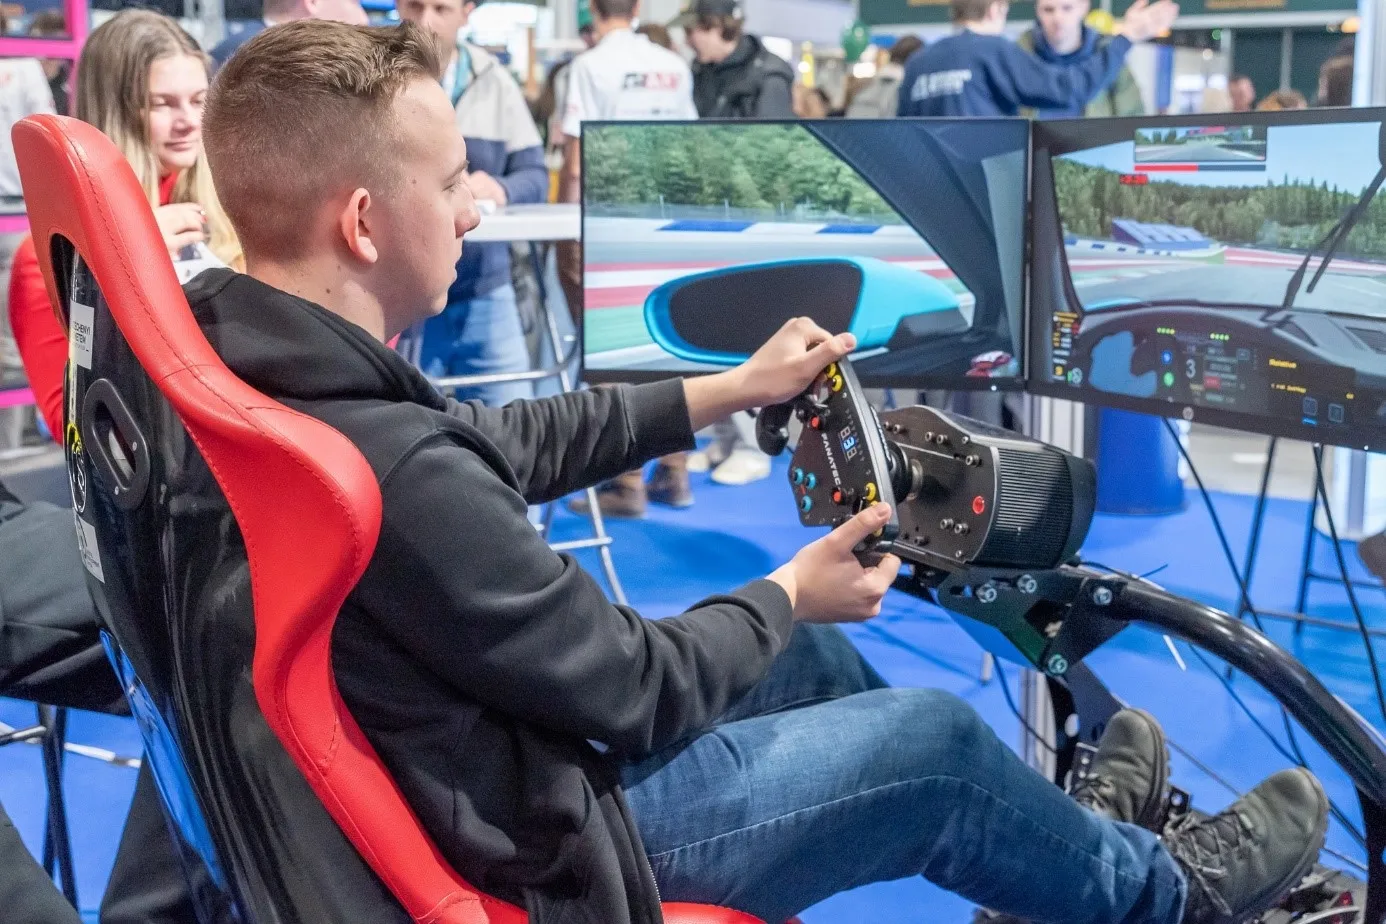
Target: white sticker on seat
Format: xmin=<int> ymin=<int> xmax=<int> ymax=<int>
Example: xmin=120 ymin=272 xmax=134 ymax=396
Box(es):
xmin=73 ymin=511 xmax=104 ymax=583
xmin=70 ymin=300 xmax=95 ymax=370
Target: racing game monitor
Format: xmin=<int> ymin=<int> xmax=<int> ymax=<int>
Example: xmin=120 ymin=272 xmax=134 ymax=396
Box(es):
xmin=1029 ymin=108 xmax=1386 ymax=451
xmin=580 ymin=119 xmax=1029 ymax=389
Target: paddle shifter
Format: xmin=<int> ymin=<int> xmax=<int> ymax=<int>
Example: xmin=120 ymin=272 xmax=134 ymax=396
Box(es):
xmin=756 ymin=357 xmax=1096 ymax=572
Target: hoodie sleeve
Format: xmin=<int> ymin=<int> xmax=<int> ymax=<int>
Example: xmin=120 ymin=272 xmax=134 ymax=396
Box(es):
xmin=490 ymin=66 xmax=549 ymax=206
xmin=443 ymin=378 xmax=694 ymax=503
xmin=987 ymin=35 xmax=1132 ymax=112
xmin=361 ymin=434 xmax=795 ymax=757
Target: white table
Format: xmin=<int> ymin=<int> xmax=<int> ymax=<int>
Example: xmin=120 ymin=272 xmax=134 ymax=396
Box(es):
xmin=428 ymin=202 xmax=625 ymax=599
xmin=467 ymin=203 xmax=580 ymax=244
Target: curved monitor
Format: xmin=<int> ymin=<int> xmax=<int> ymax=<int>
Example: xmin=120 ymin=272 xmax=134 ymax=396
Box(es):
xmin=581 ymin=119 xmax=1029 ymax=390
xmin=1029 ymin=107 xmax=1386 ymax=452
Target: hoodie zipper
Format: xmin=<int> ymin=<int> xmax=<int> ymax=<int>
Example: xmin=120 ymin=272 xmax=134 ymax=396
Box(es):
xmin=638 ymin=835 xmax=662 ymax=917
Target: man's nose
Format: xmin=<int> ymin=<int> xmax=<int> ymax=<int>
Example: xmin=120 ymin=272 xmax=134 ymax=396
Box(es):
xmin=457 ymin=196 xmax=481 ymax=236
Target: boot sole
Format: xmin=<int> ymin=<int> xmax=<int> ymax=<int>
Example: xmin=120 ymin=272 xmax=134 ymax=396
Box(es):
xmin=1214 ymin=769 xmax=1329 ymax=924
xmin=1126 ymin=708 xmax=1171 ymax=832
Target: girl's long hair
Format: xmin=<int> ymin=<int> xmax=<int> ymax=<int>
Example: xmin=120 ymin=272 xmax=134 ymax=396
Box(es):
xmin=76 ymin=10 xmax=241 ymax=267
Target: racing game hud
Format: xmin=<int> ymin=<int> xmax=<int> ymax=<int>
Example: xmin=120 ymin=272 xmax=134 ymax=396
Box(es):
xmin=1030 ymin=110 xmax=1386 ymax=449
xmin=581 ymin=119 xmax=1028 ymax=389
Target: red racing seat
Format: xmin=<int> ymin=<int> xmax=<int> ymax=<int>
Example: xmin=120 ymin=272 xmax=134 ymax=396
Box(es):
xmin=14 ymin=113 xmax=766 ymax=924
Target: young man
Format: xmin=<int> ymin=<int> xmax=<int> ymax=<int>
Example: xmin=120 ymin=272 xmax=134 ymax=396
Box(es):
xmin=203 ymin=20 xmax=1327 ymax=924
xmin=558 ymin=0 xmax=698 ymax=517
xmin=673 ymin=0 xmax=794 ymax=119
xmin=898 ymin=0 xmax=1176 ymax=117
xmin=1016 ymin=0 xmax=1145 ymax=118
xmin=398 ymin=0 xmax=548 ymax=407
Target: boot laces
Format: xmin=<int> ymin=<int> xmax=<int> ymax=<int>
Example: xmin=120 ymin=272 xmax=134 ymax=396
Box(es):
xmin=1166 ymin=810 xmax=1253 ymax=919
xmin=1071 ymin=773 xmax=1116 ymax=812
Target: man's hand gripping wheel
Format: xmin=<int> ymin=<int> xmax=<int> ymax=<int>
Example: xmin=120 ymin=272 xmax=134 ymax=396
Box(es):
xmin=755 ymin=358 xmax=901 ymax=563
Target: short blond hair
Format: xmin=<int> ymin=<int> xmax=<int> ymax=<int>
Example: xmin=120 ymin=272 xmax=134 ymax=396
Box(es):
xmin=203 ymin=21 xmax=442 ymax=260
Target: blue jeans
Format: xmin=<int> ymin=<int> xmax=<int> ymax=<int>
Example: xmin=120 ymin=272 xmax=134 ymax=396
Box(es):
xmin=418 ymin=283 xmax=533 ymax=408
xmin=621 ymin=626 xmax=1187 ymax=924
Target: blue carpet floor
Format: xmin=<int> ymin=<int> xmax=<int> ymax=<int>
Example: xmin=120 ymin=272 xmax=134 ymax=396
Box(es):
xmin=5 ymin=454 xmax=1385 ymax=923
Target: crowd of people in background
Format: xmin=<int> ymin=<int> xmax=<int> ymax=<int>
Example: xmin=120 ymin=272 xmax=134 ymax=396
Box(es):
xmin=0 ymin=0 xmax=1370 ymax=512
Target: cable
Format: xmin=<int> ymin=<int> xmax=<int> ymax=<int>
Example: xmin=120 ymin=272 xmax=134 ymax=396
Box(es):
xmin=991 ymin=658 xmax=1056 ymax=754
xmin=1186 ymin=645 xmax=1305 ymax=768
xmin=1162 ymin=419 xmax=1312 ymax=765
xmin=1185 ymin=643 xmax=1366 ymax=849
xmin=1166 ymin=735 xmax=1240 ymax=798
xmin=1160 ymin=420 xmax=1368 ymax=851
xmin=1311 ymin=444 xmax=1386 ymax=726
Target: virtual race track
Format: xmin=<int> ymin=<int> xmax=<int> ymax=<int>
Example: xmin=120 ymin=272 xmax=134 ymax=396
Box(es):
xmin=1070 ymin=246 xmax=1386 ymax=317
xmin=582 ymin=216 xmax=971 ymax=374
xmin=1135 ymin=140 xmax=1268 ymax=164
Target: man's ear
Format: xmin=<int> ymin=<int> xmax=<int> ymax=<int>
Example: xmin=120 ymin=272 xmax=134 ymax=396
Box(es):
xmin=339 ymin=188 xmax=380 ymax=265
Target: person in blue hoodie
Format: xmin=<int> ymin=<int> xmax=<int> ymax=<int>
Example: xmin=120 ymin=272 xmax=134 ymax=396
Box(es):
xmin=1016 ymin=0 xmax=1147 ymax=119
xmin=399 ymin=0 xmax=550 ymax=407
xmin=898 ymin=0 xmax=1176 ymax=118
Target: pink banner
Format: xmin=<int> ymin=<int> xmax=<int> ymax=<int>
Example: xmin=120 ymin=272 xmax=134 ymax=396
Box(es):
xmin=0 ymin=387 xmax=34 ymax=409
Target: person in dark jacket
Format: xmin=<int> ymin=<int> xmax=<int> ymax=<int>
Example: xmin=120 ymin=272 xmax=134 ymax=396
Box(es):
xmin=0 ymin=791 xmax=79 ymax=924
xmin=898 ymin=0 xmax=1176 ymax=118
xmin=673 ymin=0 xmax=794 ymax=118
xmin=1015 ymin=0 xmax=1146 ymax=119
xmin=0 ymin=477 xmax=203 ymax=924
xmin=201 ymin=19 xmax=1331 ymax=924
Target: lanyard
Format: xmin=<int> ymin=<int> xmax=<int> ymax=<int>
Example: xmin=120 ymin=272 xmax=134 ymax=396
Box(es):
xmin=448 ymin=46 xmax=472 ymax=107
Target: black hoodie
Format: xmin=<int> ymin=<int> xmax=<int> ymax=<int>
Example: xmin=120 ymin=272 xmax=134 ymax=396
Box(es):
xmin=692 ymin=34 xmax=795 ymax=120
xmin=183 ymin=270 xmax=796 ymax=924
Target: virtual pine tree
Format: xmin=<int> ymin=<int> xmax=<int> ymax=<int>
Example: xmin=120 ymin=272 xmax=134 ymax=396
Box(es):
xmin=583 ymin=124 xmax=896 ymax=222
xmin=1054 ymin=158 xmax=1386 ymax=260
